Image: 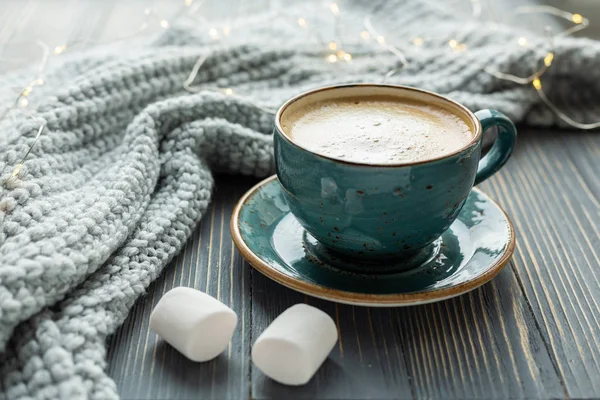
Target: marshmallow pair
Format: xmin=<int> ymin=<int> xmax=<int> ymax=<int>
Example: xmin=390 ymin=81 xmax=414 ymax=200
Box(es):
xmin=149 ymin=287 xmax=338 ymax=385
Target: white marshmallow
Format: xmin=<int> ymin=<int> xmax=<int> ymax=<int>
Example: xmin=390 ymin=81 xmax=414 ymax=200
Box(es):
xmin=149 ymin=286 xmax=237 ymax=362
xmin=252 ymin=303 xmax=338 ymax=385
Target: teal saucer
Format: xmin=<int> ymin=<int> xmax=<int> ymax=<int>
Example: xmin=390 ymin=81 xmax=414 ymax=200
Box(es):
xmin=231 ymin=176 xmax=515 ymax=307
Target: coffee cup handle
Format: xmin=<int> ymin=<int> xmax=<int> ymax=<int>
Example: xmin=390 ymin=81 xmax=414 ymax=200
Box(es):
xmin=473 ymin=109 xmax=517 ymax=185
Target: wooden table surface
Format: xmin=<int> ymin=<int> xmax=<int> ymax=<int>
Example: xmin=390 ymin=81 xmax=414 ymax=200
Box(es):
xmin=2 ymin=1 xmax=600 ymax=399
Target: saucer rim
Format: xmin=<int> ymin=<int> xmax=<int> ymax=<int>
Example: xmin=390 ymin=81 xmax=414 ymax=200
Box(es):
xmin=231 ymin=175 xmax=516 ymax=306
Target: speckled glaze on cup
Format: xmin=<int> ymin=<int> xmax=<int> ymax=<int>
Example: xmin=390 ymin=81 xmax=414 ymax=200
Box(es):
xmin=274 ymin=84 xmax=516 ymax=263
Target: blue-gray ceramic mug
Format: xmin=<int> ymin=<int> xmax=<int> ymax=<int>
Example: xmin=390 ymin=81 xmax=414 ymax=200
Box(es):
xmin=274 ymin=84 xmax=516 ymax=265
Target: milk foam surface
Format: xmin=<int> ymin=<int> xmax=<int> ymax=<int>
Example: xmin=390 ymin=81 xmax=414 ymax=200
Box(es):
xmin=282 ymin=96 xmax=473 ymax=164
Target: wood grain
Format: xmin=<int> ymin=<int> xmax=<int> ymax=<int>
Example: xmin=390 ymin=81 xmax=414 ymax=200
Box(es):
xmin=2 ymin=1 xmax=600 ymax=399
xmin=482 ymin=129 xmax=600 ymax=398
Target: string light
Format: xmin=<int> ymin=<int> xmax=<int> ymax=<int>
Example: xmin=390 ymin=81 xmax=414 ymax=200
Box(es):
xmin=290 ymin=2 xmax=350 ymax=65
xmin=363 ymin=17 xmax=409 ymax=82
xmin=4 ymin=0 xmax=600 ymax=184
xmin=2 ymin=6 xmax=170 ymax=124
xmin=3 ymin=7 xmax=181 ymax=181
xmin=534 ymin=78 xmax=600 ymax=129
xmin=183 ymin=54 xmax=276 ymax=114
xmin=480 ymin=5 xmax=598 ymax=129
xmin=0 ymin=41 xmax=49 ymax=123
xmin=515 ymin=5 xmax=589 ymax=37
xmin=9 ymin=120 xmax=45 ymax=178
xmin=363 ymin=3 xmax=597 ymax=129
xmin=330 ymin=2 xmax=342 ymax=52
xmin=483 ymin=26 xmax=555 ymax=85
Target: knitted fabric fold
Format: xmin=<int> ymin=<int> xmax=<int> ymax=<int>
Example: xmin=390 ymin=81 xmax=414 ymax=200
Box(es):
xmin=1 ymin=0 xmax=599 ymax=398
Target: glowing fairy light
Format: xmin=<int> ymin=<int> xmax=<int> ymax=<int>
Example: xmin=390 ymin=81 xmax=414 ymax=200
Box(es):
xmin=183 ymin=54 xmax=276 ymax=114
xmin=6 ymin=0 xmax=600 ymax=183
xmin=364 ymin=16 xmax=409 ymax=73
xmin=22 ymin=86 xmax=33 ymax=97
xmin=329 ymin=3 xmax=340 ymax=15
xmin=515 ymin=5 xmax=589 ymax=36
xmin=448 ymin=39 xmax=466 ymax=52
xmin=53 ymin=45 xmax=67 ymax=55
xmin=209 ymin=28 xmax=220 ymax=40
xmin=11 ymin=164 xmax=22 ymax=178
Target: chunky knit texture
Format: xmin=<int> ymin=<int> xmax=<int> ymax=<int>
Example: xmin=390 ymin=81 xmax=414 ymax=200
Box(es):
xmin=1 ymin=1 xmax=600 ymax=398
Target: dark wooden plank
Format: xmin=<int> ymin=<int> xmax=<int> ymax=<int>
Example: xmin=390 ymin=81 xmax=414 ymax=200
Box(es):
xmin=482 ymin=128 xmax=600 ymax=398
xmin=108 ymin=176 xmax=254 ymax=399
xmin=561 ymin=132 xmax=600 ymax=202
xmin=399 ymin=270 xmax=565 ymax=399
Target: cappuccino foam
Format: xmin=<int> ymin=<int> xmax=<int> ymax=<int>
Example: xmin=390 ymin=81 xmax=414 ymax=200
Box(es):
xmin=281 ymin=96 xmax=473 ymax=164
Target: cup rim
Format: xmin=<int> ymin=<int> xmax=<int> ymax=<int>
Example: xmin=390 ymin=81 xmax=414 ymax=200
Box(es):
xmin=275 ymin=83 xmax=483 ymax=167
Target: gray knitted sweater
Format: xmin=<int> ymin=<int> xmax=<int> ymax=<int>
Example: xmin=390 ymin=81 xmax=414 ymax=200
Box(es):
xmin=1 ymin=0 xmax=599 ymax=398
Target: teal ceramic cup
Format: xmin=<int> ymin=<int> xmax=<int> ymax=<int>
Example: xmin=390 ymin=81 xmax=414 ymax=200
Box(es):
xmin=274 ymin=84 xmax=516 ymax=264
